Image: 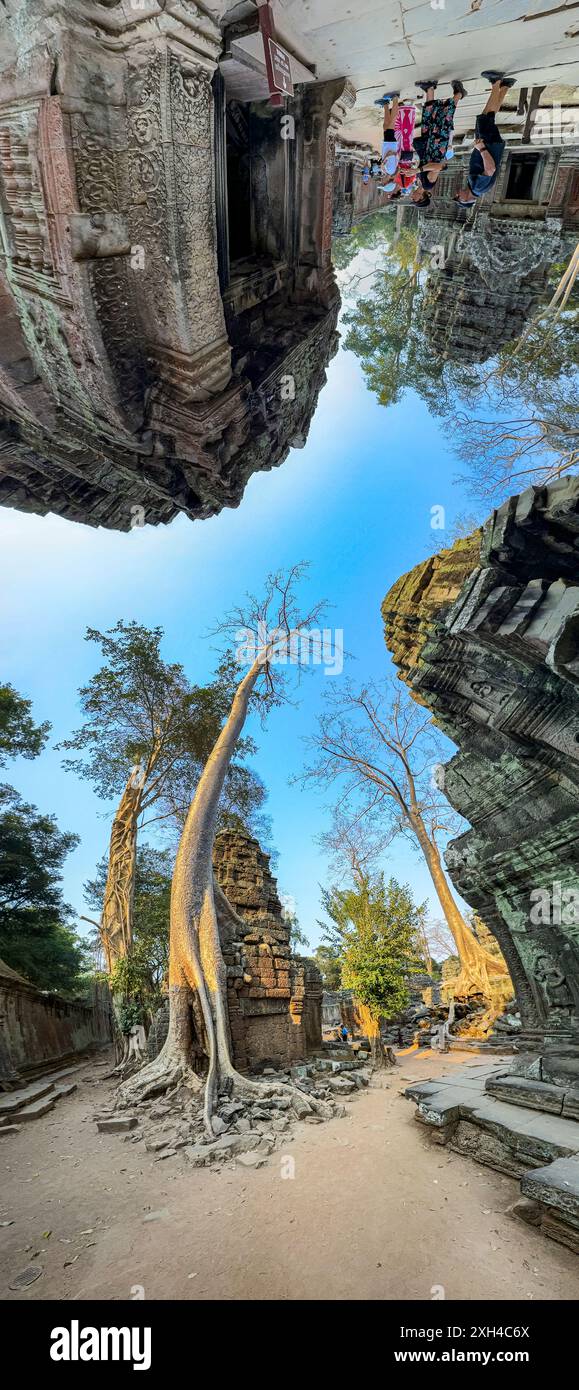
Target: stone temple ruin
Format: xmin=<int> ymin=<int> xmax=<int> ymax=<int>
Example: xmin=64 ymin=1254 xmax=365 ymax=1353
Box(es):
xmin=416 ymin=146 xmax=579 ymax=366
xmin=0 ymin=1 xmax=355 ymax=529
xmin=147 ymin=829 xmax=323 ymax=1075
xmin=382 ymin=476 xmax=579 ymax=1251
xmin=213 ymin=829 xmax=322 ymax=1071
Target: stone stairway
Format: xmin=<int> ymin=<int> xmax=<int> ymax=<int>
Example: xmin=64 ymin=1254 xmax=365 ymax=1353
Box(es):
xmin=486 ymin=1073 xmax=579 ymax=1121
xmin=405 ymin=1060 xmax=579 ymax=1254
xmin=0 ymin=1065 xmax=81 ymax=1133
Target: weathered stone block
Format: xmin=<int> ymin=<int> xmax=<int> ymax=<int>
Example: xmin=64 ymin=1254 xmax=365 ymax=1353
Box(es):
xmin=97 ymin=1115 xmax=138 ymax=1133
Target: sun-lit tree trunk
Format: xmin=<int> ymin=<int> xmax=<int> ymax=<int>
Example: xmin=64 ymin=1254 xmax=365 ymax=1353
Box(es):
xmin=118 ymin=662 xmax=262 ymax=1120
xmin=355 ymin=1001 xmax=384 ymax=1068
xmin=409 ymin=808 xmax=502 ymax=995
xmin=100 ymin=774 xmax=143 ymax=974
xmin=117 ymin=566 xmax=336 ymax=1130
xmin=119 ymin=654 xmax=334 ymax=1133
xmin=164 ymin=659 xmax=263 ymax=1129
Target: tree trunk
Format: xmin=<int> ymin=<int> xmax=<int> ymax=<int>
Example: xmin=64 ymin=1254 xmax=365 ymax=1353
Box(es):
xmin=356 ymin=1002 xmax=383 ymax=1068
xmin=118 ymin=658 xmax=334 ymax=1133
xmin=118 ymin=662 xmax=274 ymax=1125
xmin=411 ymin=813 xmax=506 ymax=994
xmin=100 ymin=774 xmax=142 ymax=973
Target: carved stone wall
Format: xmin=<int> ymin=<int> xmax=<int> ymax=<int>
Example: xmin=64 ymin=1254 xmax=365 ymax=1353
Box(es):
xmin=213 ymin=830 xmax=322 ymax=1071
xmin=418 ymin=211 xmax=570 ymax=365
xmin=382 ymin=478 xmax=579 ymax=1088
xmin=0 ymin=957 xmax=112 ymax=1086
xmin=0 ymin=3 xmax=350 ymax=529
xmin=332 ymin=148 xmax=387 ymax=238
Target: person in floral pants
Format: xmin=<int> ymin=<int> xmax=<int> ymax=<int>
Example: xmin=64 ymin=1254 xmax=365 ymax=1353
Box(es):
xmin=413 ymin=78 xmax=467 ymax=203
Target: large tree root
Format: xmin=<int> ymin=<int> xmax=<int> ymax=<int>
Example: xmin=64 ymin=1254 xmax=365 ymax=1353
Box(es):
xmin=118 ymin=1044 xmax=202 ymax=1106
xmin=117 ymin=1045 xmax=334 ymax=1133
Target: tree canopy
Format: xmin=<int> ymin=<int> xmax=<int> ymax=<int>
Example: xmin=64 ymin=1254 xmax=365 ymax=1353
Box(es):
xmin=58 ymin=620 xmax=270 ymax=841
xmin=0 ymin=784 xmax=84 ymax=993
xmin=0 ymin=682 xmax=49 ymax=767
xmin=320 ymin=873 xmax=425 ymax=1025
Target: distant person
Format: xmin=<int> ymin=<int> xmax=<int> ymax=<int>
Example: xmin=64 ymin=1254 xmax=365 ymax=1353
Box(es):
xmin=362 ymin=154 xmax=382 ymax=184
xmin=340 ymin=1023 xmax=348 ymax=1044
xmin=455 ymin=71 xmax=516 ymax=206
xmin=411 ymin=77 xmax=467 ymax=208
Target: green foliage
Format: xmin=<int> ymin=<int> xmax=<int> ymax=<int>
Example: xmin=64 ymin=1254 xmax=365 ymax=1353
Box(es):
xmin=332 ymin=209 xmax=397 ymax=272
xmin=312 ymin=942 xmax=342 ymax=990
xmin=58 ymin=620 xmax=267 ymax=835
xmin=320 ymin=874 xmax=425 ymax=1025
xmin=342 ymin=234 xmax=448 ymax=413
xmin=0 ymin=682 xmax=49 ymax=767
xmin=0 ymin=785 xmax=85 ymax=993
xmin=116 ymin=997 xmax=145 ymax=1034
xmin=342 ymin=218 xmax=579 ymax=498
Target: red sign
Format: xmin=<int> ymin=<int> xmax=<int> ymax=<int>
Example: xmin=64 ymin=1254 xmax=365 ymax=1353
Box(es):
xmin=257 ymin=2 xmax=293 ymax=105
xmin=268 ymin=37 xmax=294 ymax=96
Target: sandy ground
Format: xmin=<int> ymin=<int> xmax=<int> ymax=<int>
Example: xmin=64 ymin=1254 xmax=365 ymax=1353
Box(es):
xmin=1 ymin=1048 xmax=578 ymax=1303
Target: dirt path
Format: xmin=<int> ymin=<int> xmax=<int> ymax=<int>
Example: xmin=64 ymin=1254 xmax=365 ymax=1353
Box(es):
xmin=1 ymin=1049 xmax=578 ymax=1303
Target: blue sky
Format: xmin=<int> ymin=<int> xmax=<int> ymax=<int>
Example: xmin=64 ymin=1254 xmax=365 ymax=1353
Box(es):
xmin=0 ymin=249 xmax=479 ymax=951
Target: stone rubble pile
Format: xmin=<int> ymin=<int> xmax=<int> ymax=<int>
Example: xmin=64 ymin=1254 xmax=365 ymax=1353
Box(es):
xmin=94 ymin=1055 xmax=371 ymax=1169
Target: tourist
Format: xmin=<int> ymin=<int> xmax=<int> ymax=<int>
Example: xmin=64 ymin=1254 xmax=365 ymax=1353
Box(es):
xmin=340 ymin=1023 xmax=348 ymax=1044
xmin=374 ymin=92 xmax=421 ymax=198
xmin=411 ymin=77 xmax=467 ymax=209
xmin=362 ymin=155 xmax=381 ymax=184
xmin=454 ymin=70 xmax=516 ymax=206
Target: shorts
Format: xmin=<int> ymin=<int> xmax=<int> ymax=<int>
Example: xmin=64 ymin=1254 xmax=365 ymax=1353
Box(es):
xmin=475 ymin=112 xmax=502 ymax=145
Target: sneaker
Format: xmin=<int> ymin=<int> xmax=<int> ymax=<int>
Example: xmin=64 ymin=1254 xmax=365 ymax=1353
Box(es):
xmin=374 ymin=91 xmax=400 ymax=105
xmin=452 ymin=80 xmax=467 ymax=98
xmin=416 ymin=79 xmax=439 ymax=93
xmin=481 ymin=70 xmax=516 ymax=88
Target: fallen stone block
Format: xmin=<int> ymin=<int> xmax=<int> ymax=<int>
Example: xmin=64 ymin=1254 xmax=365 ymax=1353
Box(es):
xmin=0 ymin=1124 xmax=21 ymax=1137
xmin=562 ymin=1091 xmax=579 ymax=1121
xmin=206 ymin=1132 xmax=261 ymax=1159
xmin=182 ymin=1145 xmax=210 ymax=1167
xmin=96 ymin=1115 xmax=138 ymax=1133
xmin=236 ymin=1151 xmax=267 ymax=1168
xmin=291 ymin=1094 xmax=312 ymax=1119
xmin=326 ymin=1075 xmax=357 ymax=1094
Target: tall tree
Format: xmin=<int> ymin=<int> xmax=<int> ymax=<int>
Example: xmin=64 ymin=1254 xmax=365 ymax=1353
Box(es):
xmin=303 ymin=678 xmax=507 ymax=999
xmin=0 ymin=785 xmax=83 ymax=992
xmin=59 ymin=622 xmax=264 ymax=976
xmin=120 ymin=566 xmax=332 ymax=1134
xmin=449 ymin=298 xmax=579 ymax=498
xmin=0 ymin=681 xmax=82 ymax=993
xmin=320 ymin=874 xmax=424 ymax=1064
